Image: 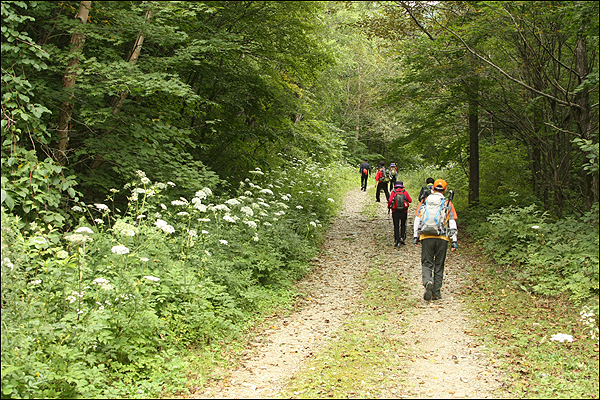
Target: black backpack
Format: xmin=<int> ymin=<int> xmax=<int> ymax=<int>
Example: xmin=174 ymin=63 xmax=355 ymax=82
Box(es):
xmin=418 ymin=184 xmax=433 ymax=202
xmin=391 ymin=191 xmax=406 ymax=211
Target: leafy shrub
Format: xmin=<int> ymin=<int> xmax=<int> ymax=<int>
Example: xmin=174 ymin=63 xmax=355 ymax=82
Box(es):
xmin=478 ymin=203 xmax=599 ymax=302
xmin=1 ymin=156 xmax=354 ymax=398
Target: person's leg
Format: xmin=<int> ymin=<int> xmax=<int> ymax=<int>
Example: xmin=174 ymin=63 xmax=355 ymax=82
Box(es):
xmin=383 ymin=186 xmax=390 ymax=202
xmin=392 ymin=211 xmax=400 ymax=245
xmin=375 ymin=182 xmax=381 ymax=201
xmin=399 ymin=212 xmax=407 ymax=243
xmin=421 ymin=238 xmax=435 ymax=286
xmin=432 ymin=238 xmax=448 ymax=296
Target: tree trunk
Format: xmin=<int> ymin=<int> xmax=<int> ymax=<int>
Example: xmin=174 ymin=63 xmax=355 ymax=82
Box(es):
xmin=112 ymin=9 xmax=153 ymax=114
xmin=573 ymin=37 xmax=598 ymax=208
xmin=56 ymin=1 xmax=91 ymax=166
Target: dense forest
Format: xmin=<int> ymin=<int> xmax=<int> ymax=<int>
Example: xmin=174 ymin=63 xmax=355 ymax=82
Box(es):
xmin=1 ymin=1 xmax=598 ymax=398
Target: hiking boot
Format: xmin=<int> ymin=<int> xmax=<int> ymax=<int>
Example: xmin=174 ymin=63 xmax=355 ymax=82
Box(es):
xmin=399 ymin=239 xmax=405 ymax=245
xmin=423 ymin=281 xmax=433 ymax=301
xmin=433 ymin=293 xmax=442 ymax=300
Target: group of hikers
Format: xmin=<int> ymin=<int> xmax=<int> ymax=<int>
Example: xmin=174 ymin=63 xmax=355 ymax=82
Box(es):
xmin=358 ymin=159 xmax=458 ymax=301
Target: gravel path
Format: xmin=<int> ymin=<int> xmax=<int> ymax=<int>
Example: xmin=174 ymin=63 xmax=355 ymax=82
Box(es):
xmin=193 ymin=187 xmax=505 ymax=399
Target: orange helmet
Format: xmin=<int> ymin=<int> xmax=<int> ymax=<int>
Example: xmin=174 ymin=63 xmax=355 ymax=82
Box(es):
xmin=433 ymin=179 xmax=447 ymax=191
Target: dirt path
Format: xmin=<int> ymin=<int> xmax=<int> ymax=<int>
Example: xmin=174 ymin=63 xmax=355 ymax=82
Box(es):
xmin=193 ymin=187 xmax=504 ymax=399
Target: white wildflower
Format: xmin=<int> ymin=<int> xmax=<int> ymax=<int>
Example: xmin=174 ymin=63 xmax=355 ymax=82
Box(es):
xmin=72 ymin=205 xmax=83 ymax=212
xmin=225 ymin=198 xmax=241 ymax=206
xmin=223 ymin=215 xmax=236 ymax=223
xmin=95 ymin=219 xmax=104 ymax=225
xmin=244 ymin=220 xmax=257 ymax=229
xmin=161 ymin=224 xmax=175 ymax=234
xmin=64 ymin=234 xmax=93 ymax=244
xmin=171 ymin=200 xmax=187 ymax=206
xmin=296 ymin=205 xmax=303 ymax=209
xmin=167 ymin=181 xmax=176 ymax=187
xmin=240 ymin=206 xmax=254 ymax=217
xmin=219 ymin=239 xmax=229 ymax=245
xmin=140 ymin=257 xmax=150 ymax=262
xmin=143 ymin=275 xmax=160 ymax=282
xmin=188 ymin=230 xmax=197 ymax=237
xmin=532 ymin=225 xmax=540 ymax=229
xmin=56 ymin=250 xmax=69 ymax=259
xmin=29 ymin=279 xmax=42 ymax=285
xmin=214 ymin=204 xmax=230 ymax=212
xmin=550 ymin=333 xmax=574 ymax=343
xmin=201 ymin=230 xmax=209 ymax=234
xmin=194 ymin=203 xmax=208 ymax=212
xmin=198 ymin=218 xmax=211 ymax=223
xmin=111 ymin=245 xmax=130 ymax=255
xmin=177 ymin=211 xmax=189 ymax=216
xmin=161 ymin=203 xmax=167 ymax=210
xmin=327 ymin=198 xmax=335 ymax=203
xmin=95 ymin=203 xmax=109 ymax=212
xmin=259 ymin=189 xmax=274 ymax=195
xmin=244 ymin=191 xmax=253 ymax=196
xmin=310 ymin=221 xmax=317 ymax=227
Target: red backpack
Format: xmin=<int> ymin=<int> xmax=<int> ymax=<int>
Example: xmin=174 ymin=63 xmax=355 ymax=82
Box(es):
xmin=391 ymin=190 xmax=408 ymax=211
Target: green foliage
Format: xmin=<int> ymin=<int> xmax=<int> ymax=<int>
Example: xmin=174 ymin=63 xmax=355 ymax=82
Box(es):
xmin=476 ymin=203 xmax=599 ymax=302
xmin=464 ymin=249 xmax=599 ymax=399
xmin=1 ymin=156 xmax=353 ymax=398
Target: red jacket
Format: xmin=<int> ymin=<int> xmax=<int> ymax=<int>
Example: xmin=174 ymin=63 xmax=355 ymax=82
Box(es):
xmin=387 ymin=188 xmax=412 ymax=212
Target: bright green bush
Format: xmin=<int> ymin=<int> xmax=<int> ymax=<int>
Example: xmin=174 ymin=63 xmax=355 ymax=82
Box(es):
xmin=1 ymin=156 xmax=353 ymax=398
xmin=478 ymin=203 xmax=599 ymax=302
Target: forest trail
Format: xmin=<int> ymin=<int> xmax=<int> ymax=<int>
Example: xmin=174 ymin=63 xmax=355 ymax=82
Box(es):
xmin=191 ymin=187 xmax=505 ymax=399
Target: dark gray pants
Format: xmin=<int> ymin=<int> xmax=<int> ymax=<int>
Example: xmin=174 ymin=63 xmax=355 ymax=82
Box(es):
xmin=421 ymin=238 xmax=448 ymax=296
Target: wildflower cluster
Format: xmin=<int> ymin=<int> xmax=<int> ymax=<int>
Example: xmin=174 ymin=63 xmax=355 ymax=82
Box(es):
xmin=0 ymin=156 xmax=354 ymax=399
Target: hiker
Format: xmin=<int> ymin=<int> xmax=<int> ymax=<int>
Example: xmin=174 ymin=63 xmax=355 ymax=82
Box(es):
xmin=413 ymin=179 xmax=457 ymax=301
xmin=388 ymin=162 xmax=398 ymax=192
xmin=418 ymin=177 xmax=435 ymax=202
xmin=387 ymin=181 xmax=412 ymax=247
xmin=374 ymin=161 xmax=390 ymax=202
xmin=359 ymin=159 xmax=370 ymax=191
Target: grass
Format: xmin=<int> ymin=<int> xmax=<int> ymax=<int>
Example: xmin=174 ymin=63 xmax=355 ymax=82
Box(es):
xmin=279 ymin=252 xmax=417 ymax=399
xmin=459 ymin=232 xmax=600 ymax=399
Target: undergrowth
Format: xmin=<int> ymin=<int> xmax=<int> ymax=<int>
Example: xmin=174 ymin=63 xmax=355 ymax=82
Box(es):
xmin=460 ymin=232 xmax=599 ymax=399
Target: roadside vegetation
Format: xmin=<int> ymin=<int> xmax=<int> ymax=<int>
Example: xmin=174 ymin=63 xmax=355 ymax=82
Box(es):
xmin=2 ymin=1 xmax=598 ymax=398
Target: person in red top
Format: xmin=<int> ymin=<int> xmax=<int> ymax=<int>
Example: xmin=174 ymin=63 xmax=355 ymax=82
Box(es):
xmin=387 ymin=181 xmax=412 ymax=246
xmin=374 ymin=161 xmax=390 ymax=202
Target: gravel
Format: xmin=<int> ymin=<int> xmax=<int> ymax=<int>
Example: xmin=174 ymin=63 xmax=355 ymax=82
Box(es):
xmin=191 ymin=187 xmax=505 ymax=399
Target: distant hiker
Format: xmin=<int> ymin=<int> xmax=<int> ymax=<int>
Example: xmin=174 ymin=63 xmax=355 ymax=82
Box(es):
xmin=359 ymin=159 xmax=370 ymax=191
xmin=413 ymin=179 xmax=457 ymax=301
xmin=374 ymin=161 xmax=390 ymax=202
xmin=388 ymin=162 xmax=398 ymax=192
xmin=418 ymin=177 xmax=435 ymax=202
xmin=387 ymin=181 xmax=412 ymax=247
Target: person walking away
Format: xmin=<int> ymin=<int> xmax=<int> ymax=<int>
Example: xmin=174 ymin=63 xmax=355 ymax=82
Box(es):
xmin=359 ymin=159 xmax=370 ymax=191
xmin=388 ymin=163 xmax=398 ymax=192
xmin=414 ymin=177 xmax=435 ymax=218
xmin=418 ymin=177 xmax=435 ymax=202
xmin=413 ymin=179 xmax=457 ymax=301
xmin=388 ymin=181 xmax=412 ymax=246
xmin=374 ymin=161 xmax=390 ymax=202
